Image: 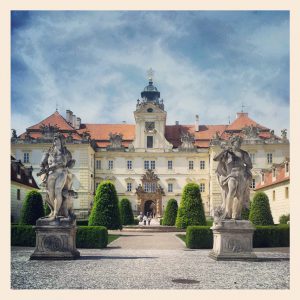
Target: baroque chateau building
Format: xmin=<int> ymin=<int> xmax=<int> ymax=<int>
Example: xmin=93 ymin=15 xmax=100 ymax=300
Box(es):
xmin=11 ymin=77 xmax=289 ymax=220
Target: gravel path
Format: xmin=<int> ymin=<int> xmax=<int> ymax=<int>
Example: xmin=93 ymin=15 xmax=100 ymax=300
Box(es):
xmin=11 ymin=232 xmax=289 ymax=289
xmin=108 ymin=231 xmax=186 ymax=249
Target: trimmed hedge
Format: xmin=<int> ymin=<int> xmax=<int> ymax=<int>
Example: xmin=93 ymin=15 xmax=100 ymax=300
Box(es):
xmin=11 ymin=225 xmax=109 ymax=248
xmin=162 ymin=199 xmax=178 ymax=226
xmin=249 ymin=192 xmax=274 ymax=225
xmin=119 ymin=198 xmax=135 ymax=225
xmin=19 ymin=190 xmax=44 ymax=225
xmin=185 ymin=225 xmax=290 ymax=249
xmin=176 ymin=183 xmax=206 ymax=229
xmin=11 ymin=225 xmax=35 ymax=246
xmin=77 ymin=220 xmax=89 ymax=226
xmin=279 ymin=214 xmax=290 ymax=224
xmin=76 ymin=226 xmax=108 ymax=248
xmin=186 ymin=226 xmax=213 ymax=249
xmin=253 ymin=225 xmax=289 ymax=247
xmin=88 ymin=181 xmax=122 ymax=229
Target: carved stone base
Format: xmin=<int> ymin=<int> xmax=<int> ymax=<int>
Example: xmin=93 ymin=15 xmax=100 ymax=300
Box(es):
xmin=30 ymin=217 xmax=80 ymax=260
xmin=209 ymin=220 xmax=256 ymax=261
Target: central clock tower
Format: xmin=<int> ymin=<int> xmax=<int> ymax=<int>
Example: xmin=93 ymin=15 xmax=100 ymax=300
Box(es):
xmin=132 ymin=70 xmax=173 ymax=151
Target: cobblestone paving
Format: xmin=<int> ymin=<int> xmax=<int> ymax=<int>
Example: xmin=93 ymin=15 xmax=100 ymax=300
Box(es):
xmin=11 ymin=245 xmax=289 ymax=289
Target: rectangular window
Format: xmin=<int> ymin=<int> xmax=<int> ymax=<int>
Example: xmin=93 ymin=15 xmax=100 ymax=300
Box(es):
xmin=147 ymin=136 xmax=154 ymax=148
xmin=127 ymin=160 xmax=132 ymax=170
xmin=127 ymin=182 xmax=132 ymax=192
xmin=168 ymin=160 xmax=173 ymax=170
xmin=150 ymin=160 xmax=155 ymax=170
xmin=250 ymin=178 xmax=256 ymax=189
xmin=108 ymin=160 xmax=113 ymax=170
xmin=189 ymin=161 xmax=194 ymax=170
xmin=285 ymin=187 xmax=289 ymax=199
xmin=272 ymin=190 xmax=276 ymax=201
xmin=96 ymin=160 xmax=101 ymax=169
xmin=267 ymin=153 xmax=273 ymax=164
xmin=250 ymin=153 xmax=255 ymax=164
xmin=17 ymin=189 xmax=20 ymax=200
xmin=168 ymin=183 xmax=173 ymax=193
xmin=23 ymin=152 xmax=29 ymax=163
xmin=144 ymin=161 xmax=149 ymax=170
xmin=200 ymin=183 xmax=205 ymax=193
xmin=200 ymin=160 xmax=205 ymax=169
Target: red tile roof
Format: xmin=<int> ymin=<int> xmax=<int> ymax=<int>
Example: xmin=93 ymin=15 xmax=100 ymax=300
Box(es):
xmin=226 ymin=112 xmax=268 ymax=131
xmin=18 ymin=111 xmax=281 ymax=149
xmin=27 ymin=111 xmax=74 ymax=131
xmin=11 ymin=156 xmax=39 ymax=189
xmin=78 ymin=124 xmax=135 ymax=140
xmin=255 ymin=163 xmax=289 ymax=190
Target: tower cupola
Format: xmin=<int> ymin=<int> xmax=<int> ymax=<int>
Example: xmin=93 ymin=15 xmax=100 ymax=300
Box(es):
xmin=141 ymin=68 xmax=160 ymax=102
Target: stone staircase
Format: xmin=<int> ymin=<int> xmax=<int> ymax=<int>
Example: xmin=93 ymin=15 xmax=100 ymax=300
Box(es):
xmin=122 ymin=218 xmax=185 ymax=232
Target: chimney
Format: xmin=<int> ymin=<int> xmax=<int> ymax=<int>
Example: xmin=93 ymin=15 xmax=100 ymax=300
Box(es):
xmin=236 ymin=112 xmax=248 ymax=119
xmin=195 ymin=114 xmax=199 ymax=132
xmin=66 ymin=110 xmax=72 ymax=123
xmin=76 ymin=117 xmax=81 ymax=130
xmin=72 ymin=114 xmax=76 ymax=128
xmin=175 ymin=121 xmax=179 ymax=126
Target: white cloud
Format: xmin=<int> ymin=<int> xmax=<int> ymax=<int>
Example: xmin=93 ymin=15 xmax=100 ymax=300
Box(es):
xmin=11 ymin=11 xmax=289 ymax=138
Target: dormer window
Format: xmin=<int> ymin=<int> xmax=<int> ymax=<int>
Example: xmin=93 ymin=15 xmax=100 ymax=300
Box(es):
xmin=285 ymin=162 xmax=289 ymax=173
xmin=272 ymin=168 xmax=276 ymax=178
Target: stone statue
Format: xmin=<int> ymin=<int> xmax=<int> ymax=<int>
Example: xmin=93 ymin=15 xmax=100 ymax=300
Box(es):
xmin=37 ymin=133 xmax=77 ymax=221
xmin=213 ymin=136 xmax=252 ymax=220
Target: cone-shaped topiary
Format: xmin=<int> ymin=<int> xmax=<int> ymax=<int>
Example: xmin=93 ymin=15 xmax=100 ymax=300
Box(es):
xmin=19 ymin=190 xmax=44 ymax=225
xmin=249 ymin=192 xmax=274 ymax=225
xmin=162 ymin=198 xmax=178 ymax=226
xmin=88 ymin=181 xmax=122 ymax=229
xmin=175 ymin=183 xmax=206 ymax=229
xmin=119 ymin=198 xmax=134 ymax=225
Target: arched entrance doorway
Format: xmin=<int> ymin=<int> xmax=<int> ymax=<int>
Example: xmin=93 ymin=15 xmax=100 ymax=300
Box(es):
xmin=144 ymin=200 xmax=156 ymax=217
xmin=136 ymin=169 xmax=165 ymax=217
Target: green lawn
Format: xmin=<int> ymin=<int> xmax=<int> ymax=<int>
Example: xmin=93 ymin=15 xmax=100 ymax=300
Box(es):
xmin=108 ymin=234 xmax=120 ymax=244
xmin=176 ymin=234 xmax=186 ymax=243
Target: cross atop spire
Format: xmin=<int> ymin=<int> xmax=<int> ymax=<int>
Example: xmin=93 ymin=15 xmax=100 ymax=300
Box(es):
xmin=241 ymin=102 xmax=246 ymax=112
xmin=147 ymin=68 xmax=154 ymax=83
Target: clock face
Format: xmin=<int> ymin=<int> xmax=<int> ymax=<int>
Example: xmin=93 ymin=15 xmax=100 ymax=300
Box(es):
xmin=145 ymin=122 xmax=155 ymax=131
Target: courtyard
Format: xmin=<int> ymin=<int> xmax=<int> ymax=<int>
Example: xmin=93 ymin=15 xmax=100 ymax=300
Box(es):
xmin=11 ymin=231 xmax=289 ymax=289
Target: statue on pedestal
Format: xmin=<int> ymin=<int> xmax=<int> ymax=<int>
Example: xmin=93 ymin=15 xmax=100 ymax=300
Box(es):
xmin=31 ymin=133 xmax=80 ymax=260
xmin=37 ymin=133 xmax=77 ymax=221
xmin=210 ymin=136 xmax=256 ymax=261
xmin=213 ymin=136 xmax=252 ymax=220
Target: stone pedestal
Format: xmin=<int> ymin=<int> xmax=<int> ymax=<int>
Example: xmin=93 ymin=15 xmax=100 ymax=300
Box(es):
xmin=30 ymin=217 xmax=80 ymax=260
xmin=209 ymin=220 xmax=256 ymax=261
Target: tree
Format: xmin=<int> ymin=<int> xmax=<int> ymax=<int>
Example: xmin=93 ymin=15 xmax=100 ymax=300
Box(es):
xmin=162 ymin=198 xmax=178 ymax=226
xmin=19 ymin=190 xmax=44 ymax=225
xmin=176 ymin=183 xmax=206 ymax=229
xmin=119 ymin=198 xmax=134 ymax=225
xmin=88 ymin=181 xmax=122 ymax=229
xmin=249 ymin=192 xmax=274 ymax=225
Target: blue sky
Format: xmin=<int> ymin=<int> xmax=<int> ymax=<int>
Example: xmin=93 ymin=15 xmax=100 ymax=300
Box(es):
xmin=11 ymin=11 xmax=289 ymax=136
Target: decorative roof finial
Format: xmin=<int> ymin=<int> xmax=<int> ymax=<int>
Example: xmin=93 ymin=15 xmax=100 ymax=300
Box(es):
xmin=147 ymin=68 xmax=154 ymax=83
xmin=241 ymin=102 xmax=246 ymax=113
